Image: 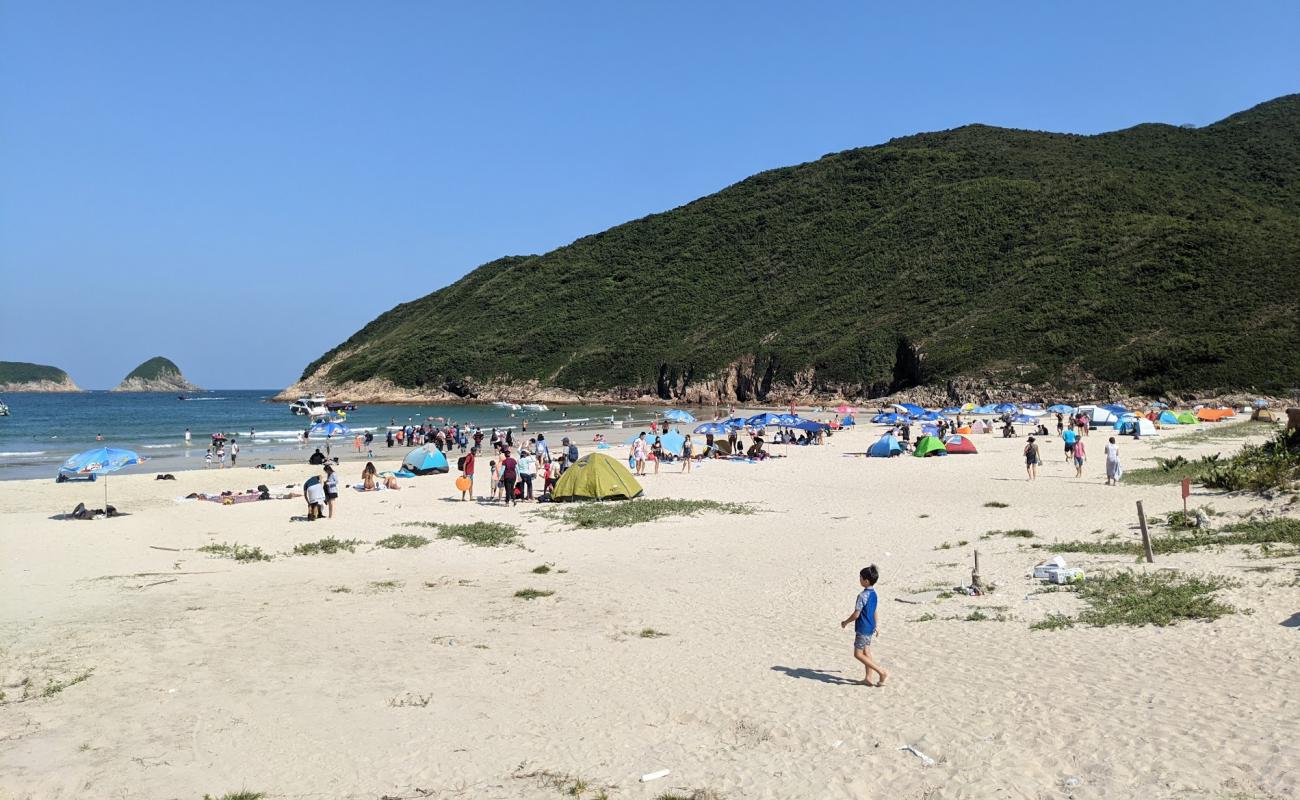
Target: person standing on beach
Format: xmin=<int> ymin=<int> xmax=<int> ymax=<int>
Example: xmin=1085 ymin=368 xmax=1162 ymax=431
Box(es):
xmin=517 ymin=448 xmax=536 ymax=501
xmin=217 ymin=442 xmax=226 ymax=468
xmin=840 ymin=565 xmax=888 ymax=687
xmin=1023 ymin=436 xmax=1040 ymax=480
xmin=682 ymin=434 xmax=694 ymax=473
xmin=500 ymin=450 xmax=518 ymax=506
xmin=633 ymin=432 xmax=649 ymax=475
xmin=1105 ymin=436 xmax=1121 ymax=485
xmin=1062 ymin=427 xmax=1077 ymax=462
xmin=323 ymin=464 xmax=338 ymax=517
xmin=651 ymin=436 xmax=664 ymax=475
xmin=230 ymin=439 xmax=239 ymax=467
xmin=1072 ymin=436 xmax=1087 ymax=477
xmin=460 ymin=449 xmax=475 ymax=501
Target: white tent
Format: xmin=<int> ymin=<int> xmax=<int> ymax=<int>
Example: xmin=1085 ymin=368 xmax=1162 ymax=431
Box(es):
xmin=1076 ymin=405 xmax=1118 ymax=425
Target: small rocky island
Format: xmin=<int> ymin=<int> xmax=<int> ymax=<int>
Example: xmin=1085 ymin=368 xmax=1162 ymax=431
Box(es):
xmin=0 ymin=361 xmax=83 ymax=392
xmin=113 ymin=357 xmax=202 ymax=393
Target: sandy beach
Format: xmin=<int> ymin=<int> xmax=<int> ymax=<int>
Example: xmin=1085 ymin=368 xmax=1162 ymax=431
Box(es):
xmin=1 ymin=419 xmax=1296 ymax=800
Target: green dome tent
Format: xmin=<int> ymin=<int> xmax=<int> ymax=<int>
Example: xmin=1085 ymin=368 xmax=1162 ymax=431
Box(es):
xmin=1175 ymin=411 xmax=1198 ymax=425
xmin=912 ymin=435 xmax=948 ymax=457
xmin=552 ymin=452 xmax=644 ymax=501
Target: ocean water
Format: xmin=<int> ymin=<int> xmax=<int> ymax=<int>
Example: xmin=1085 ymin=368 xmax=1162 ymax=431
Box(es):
xmin=0 ymin=390 xmax=640 ymax=480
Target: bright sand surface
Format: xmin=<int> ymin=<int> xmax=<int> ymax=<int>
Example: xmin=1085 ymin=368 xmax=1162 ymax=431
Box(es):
xmin=1 ymin=419 xmax=1296 ymax=799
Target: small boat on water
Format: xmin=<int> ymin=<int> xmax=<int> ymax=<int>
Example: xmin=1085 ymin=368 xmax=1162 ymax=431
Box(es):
xmin=327 ymin=401 xmax=358 ymax=412
xmin=290 ymin=395 xmax=329 ymax=416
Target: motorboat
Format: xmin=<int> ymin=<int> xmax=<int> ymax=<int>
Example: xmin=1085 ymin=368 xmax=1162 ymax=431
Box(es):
xmin=521 ymin=403 xmax=549 ymax=412
xmin=0 ymin=398 xmax=9 ymax=416
xmin=290 ymin=395 xmax=329 ymax=416
xmin=327 ymin=401 xmax=358 ymax=412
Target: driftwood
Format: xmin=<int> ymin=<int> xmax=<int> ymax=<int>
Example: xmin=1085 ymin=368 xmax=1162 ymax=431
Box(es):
xmin=1287 ymin=407 xmax=1300 ymax=432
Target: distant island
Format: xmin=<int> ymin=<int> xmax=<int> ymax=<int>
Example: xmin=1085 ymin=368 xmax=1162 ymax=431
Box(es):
xmin=283 ymin=95 xmax=1300 ymax=405
xmin=113 ymin=357 xmax=202 ymax=393
xmin=0 ymin=361 xmax=83 ymax=392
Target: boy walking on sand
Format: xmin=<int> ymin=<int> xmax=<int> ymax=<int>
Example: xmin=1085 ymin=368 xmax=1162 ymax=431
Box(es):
xmin=840 ymin=565 xmax=889 ymax=687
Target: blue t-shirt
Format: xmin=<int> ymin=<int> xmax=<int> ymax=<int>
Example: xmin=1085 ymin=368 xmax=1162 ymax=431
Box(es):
xmin=1063 ymin=430 xmax=1077 ymax=445
xmin=854 ymin=588 xmax=878 ymax=635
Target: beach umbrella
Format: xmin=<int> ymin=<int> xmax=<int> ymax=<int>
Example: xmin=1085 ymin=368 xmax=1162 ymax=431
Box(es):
xmin=792 ymin=419 xmax=829 ymax=432
xmin=993 ymin=403 xmax=1019 ymax=414
xmin=746 ymin=412 xmax=783 ymax=428
xmin=309 ymin=421 xmax=353 ymax=438
xmin=835 ymin=404 xmax=857 ymax=414
xmin=1019 ymin=408 xmax=1046 ymax=417
xmin=972 ymin=404 xmax=998 ymax=415
xmin=774 ymin=413 xmax=801 ymax=427
xmin=693 ymin=422 xmax=730 ymax=436
xmin=1046 ymin=404 xmax=1074 ymax=414
xmin=725 ymin=417 xmax=748 ymax=429
xmin=1011 ymin=413 xmax=1036 ymax=424
xmin=892 ymin=403 xmax=926 ymax=416
xmin=916 ymin=410 xmax=943 ymax=421
xmin=940 ymin=407 xmax=963 ymax=415
xmin=58 ymin=447 xmax=146 ymax=510
xmin=664 ymin=409 xmax=697 ymax=423
xmin=960 ymin=402 xmax=977 ymax=412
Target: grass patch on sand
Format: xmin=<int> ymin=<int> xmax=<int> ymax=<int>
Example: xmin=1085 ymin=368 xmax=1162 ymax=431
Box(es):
xmin=639 ymin=628 xmax=669 ymax=638
xmin=514 ymin=588 xmax=555 ymax=600
xmin=292 ymin=537 xmax=362 ymax=555
xmin=532 ymin=564 xmax=552 ymax=574
xmin=983 ymin=501 xmax=1009 ymax=508
xmin=1033 ymin=570 xmax=1236 ymax=629
xmin=197 ymin=542 xmax=271 ymax=562
xmin=1049 ymin=518 xmax=1300 ymax=556
xmin=656 ymin=790 xmax=723 ymax=800
xmin=982 ymin=529 xmax=1035 ymax=539
xmin=375 ymin=533 xmax=431 ymax=549
xmin=204 ymin=793 xmax=264 ymax=800
xmin=546 ymin=498 xmax=753 ymax=529
xmin=1152 ymin=419 xmax=1276 ymax=449
xmin=42 ymin=668 xmax=93 ymax=698
xmin=1123 ymin=457 xmax=1214 ymax=486
xmin=403 ymin=521 xmax=520 ymax=547
xmin=329 ymin=585 xmax=351 ymax=593
xmin=369 ymin=580 xmax=403 ymax=591
xmin=387 ymin=693 xmax=431 ymax=708
xmin=514 ymin=768 xmax=611 ymax=799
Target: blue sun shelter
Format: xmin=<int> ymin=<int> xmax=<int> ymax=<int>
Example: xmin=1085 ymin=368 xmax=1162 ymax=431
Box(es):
xmin=402 ymin=446 xmax=449 ymax=475
xmin=867 ymin=434 xmax=903 ymax=457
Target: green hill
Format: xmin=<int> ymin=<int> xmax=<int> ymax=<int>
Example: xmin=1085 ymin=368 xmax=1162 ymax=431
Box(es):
xmin=0 ymin=361 xmax=70 ymax=384
xmin=295 ymin=95 xmax=1300 ymax=401
xmin=114 ymin=357 xmax=201 ymax=392
xmin=124 ymin=357 xmax=184 ymax=382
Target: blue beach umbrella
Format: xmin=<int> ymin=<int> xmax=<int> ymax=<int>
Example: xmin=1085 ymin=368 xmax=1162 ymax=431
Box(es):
xmin=1011 ymin=413 xmax=1036 ymax=424
xmin=774 ymin=413 xmax=801 ymax=427
xmin=746 ymin=412 xmax=783 ymax=428
xmin=792 ymin=419 xmax=829 ymax=432
xmin=310 ymin=421 xmax=353 ymax=438
xmin=892 ymin=403 xmax=926 ymax=416
xmin=1046 ymin=404 xmax=1075 ymax=414
xmin=940 ymin=407 xmax=963 ymax=415
xmin=993 ymin=403 xmax=1019 ymax=414
xmin=664 ymin=409 xmax=697 ymax=423
xmin=693 ymin=422 xmax=730 ymax=436
xmin=916 ymin=411 xmax=943 ymax=421
xmin=58 ymin=446 xmax=146 ymax=509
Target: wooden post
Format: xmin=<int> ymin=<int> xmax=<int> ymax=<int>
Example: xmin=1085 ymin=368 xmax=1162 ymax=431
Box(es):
xmin=1181 ymin=478 xmax=1190 ymax=513
xmin=1136 ymin=500 xmax=1155 ymax=563
xmin=971 ymin=549 xmax=982 ymax=589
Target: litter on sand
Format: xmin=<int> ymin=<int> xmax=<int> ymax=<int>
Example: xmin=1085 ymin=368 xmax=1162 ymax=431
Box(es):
xmin=640 ymin=769 xmax=671 ymax=782
xmin=900 ymin=745 xmax=936 ymax=766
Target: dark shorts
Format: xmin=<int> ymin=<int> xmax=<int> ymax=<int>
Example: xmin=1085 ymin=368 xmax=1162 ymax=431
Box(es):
xmin=325 ymin=489 xmax=338 ymax=500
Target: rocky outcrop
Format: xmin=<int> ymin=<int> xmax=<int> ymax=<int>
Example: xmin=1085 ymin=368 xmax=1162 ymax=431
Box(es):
xmin=0 ymin=361 xmax=82 ymax=392
xmin=0 ymin=376 xmax=82 ymax=392
xmin=112 ymin=357 xmax=202 ymax=393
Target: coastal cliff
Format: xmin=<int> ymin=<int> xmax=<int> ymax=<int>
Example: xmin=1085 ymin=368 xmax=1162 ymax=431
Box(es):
xmin=0 ymin=361 xmax=82 ymax=392
xmin=286 ymin=95 xmax=1300 ymax=404
xmin=113 ymin=357 xmax=202 ymax=393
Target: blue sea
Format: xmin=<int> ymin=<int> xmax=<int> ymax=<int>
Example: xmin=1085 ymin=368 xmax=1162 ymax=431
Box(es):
xmin=0 ymin=391 xmax=641 ymax=480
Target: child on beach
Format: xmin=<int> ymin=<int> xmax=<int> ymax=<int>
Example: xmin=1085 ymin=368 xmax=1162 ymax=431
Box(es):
xmin=840 ymin=565 xmax=888 ymax=687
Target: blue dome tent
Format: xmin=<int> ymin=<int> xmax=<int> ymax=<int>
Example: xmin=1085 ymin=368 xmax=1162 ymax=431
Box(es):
xmin=867 ymin=435 xmax=903 ymax=457
xmin=402 ymin=446 xmax=449 ymax=475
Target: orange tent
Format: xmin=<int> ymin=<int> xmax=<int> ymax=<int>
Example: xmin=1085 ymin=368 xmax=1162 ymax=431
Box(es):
xmin=1196 ymin=408 xmax=1233 ymax=422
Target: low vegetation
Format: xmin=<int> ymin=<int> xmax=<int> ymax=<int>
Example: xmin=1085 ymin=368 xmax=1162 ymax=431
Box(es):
xmin=546 ymin=498 xmax=754 ymax=529
xmin=369 ymin=580 xmax=402 ymax=591
xmin=1127 ymin=427 xmax=1299 ymax=492
xmin=1049 ymin=517 xmax=1300 ymax=556
xmin=983 ymin=501 xmax=1009 ymax=508
xmin=639 ymin=628 xmax=669 ymax=638
xmin=982 ymin=529 xmax=1035 ymax=539
xmin=197 ymin=542 xmax=272 ymax=562
xmin=404 ymin=520 xmax=520 ymax=547
xmin=514 ymin=768 xmax=611 ymax=799
xmin=374 ymin=533 xmax=431 ymax=549
xmin=1032 ymin=570 xmax=1236 ymax=629
xmin=203 ymin=793 xmax=264 ymax=800
xmin=514 ymin=588 xmax=555 ymax=600
xmin=292 ymin=537 xmax=363 ymax=555
xmin=531 ymin=564 xmax=552 ymax=574
xmin=43 ymin=668 xmax=94 ymax=698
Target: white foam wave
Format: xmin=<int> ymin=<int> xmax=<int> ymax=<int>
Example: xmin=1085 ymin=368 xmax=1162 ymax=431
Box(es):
xmin=0 ymin=450 xmax=47 ymax=456
xmin=142 ymin=444 xmax=178 ymax=449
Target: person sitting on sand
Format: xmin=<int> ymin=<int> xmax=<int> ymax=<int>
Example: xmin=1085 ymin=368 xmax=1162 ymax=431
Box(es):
xmin=840 ymin=565 xmax=888 ymax=687
xmin=362 ymin=461 xmax=378 ymax=491
xmin=309 ymin=448 xmax=326 ymax=465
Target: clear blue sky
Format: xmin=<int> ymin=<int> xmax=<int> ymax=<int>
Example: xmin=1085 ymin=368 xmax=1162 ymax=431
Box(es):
xmin=2 ymin=1 xmax=1296 ymax=389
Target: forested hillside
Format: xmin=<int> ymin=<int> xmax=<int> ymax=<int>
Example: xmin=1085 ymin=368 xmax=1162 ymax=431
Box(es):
xmin=295 ymin=95 xmax=1300 ymax=401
